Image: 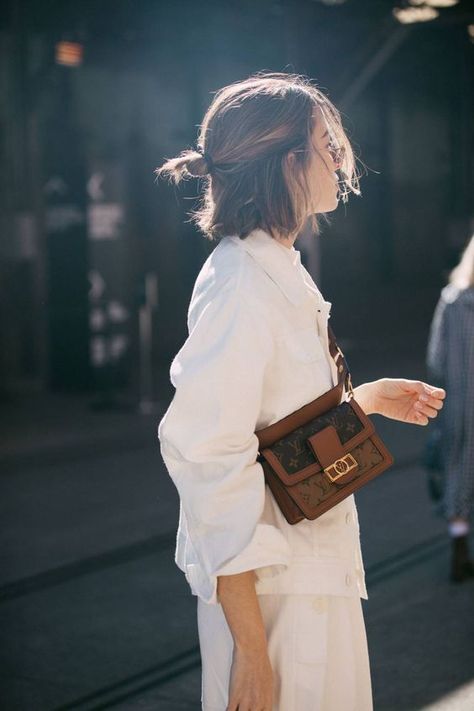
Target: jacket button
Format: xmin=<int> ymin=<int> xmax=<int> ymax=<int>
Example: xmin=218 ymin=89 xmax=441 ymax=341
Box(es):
xmin=345 ymin=573 xmax=352 ymax=586
xmin=345 ymin=512 xmax=352 ymax=525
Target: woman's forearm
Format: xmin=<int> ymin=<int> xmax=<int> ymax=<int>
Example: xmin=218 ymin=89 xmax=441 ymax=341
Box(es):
xmin=353 ymin=380 xmax=379 ymax=415
xmin=217 ymin=571 xmax=268 ymax=652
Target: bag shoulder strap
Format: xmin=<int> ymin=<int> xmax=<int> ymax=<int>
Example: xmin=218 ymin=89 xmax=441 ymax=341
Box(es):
xmin=327 ymin=321 xmax=354 ymax=399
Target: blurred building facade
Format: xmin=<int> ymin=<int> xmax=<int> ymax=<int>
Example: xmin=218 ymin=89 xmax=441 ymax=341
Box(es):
xmin=0 ymin=0 xmax=472 ymax=399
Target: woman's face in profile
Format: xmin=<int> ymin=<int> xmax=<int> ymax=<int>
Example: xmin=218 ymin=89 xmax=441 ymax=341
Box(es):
xmin=306 ymin=107 xmax=343 ymax=215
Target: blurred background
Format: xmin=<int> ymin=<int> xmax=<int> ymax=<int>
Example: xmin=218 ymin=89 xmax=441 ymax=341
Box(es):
xmin=1 ymin=0 xmax=473 ymax=709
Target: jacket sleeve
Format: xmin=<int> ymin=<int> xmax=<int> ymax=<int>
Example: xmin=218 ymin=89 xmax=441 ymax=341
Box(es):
xmin=158 ymin=278 xmax=291 ymax=605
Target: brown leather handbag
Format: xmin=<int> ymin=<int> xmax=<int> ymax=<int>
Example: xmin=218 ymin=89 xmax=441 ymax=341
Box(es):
xmin=255 ymin=320 xmax=394 ymax=524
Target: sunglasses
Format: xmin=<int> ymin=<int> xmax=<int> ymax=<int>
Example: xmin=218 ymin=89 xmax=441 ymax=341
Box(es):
xmin=328 ymin=141 xmax=346 ymax=169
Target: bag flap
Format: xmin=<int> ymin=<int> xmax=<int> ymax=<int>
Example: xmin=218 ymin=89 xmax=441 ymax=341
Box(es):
xmin=260 ymin=398 xmax=375 ymax=486
xmin=256 ymin=383 xmax=343 ymax=450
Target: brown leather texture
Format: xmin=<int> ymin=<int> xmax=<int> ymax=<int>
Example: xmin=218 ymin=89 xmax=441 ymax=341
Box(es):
xmin=255 ymin=318 xmax=395 ymax=524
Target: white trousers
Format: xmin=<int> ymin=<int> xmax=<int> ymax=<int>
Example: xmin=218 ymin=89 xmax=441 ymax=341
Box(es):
xmin=197 ymin=593 xmax=373 ymax=711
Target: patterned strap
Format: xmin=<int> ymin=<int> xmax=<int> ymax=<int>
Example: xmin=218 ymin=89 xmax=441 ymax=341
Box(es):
xmin=327 ymin=321 xmax=354 ymax=399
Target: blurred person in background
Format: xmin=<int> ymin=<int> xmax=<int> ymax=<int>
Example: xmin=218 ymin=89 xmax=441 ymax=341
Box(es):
xmin=156 ymin=72 xmax=445 ymax=711
xmin=427 ymin=234 xmax=474 ymax=584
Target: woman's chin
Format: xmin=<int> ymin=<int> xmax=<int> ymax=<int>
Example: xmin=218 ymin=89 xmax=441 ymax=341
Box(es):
xmin=320 ymin=197 xmax=340 ymax=214
xmin=311 ymin=191 xmax=340 ymax=215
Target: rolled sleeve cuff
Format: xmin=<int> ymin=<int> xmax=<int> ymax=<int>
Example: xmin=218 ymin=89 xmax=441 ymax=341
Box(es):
xmin=186 ymin=524 xmax=292 ymax=606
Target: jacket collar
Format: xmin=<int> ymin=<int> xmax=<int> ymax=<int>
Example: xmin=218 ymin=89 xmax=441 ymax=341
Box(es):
xmin=228 ymin=228 xmax=315 ymax=306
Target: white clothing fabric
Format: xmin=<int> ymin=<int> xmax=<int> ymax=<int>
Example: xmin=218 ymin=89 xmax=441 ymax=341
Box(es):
xmin=158 ymin=227 xmax=368 ymax=606
xmin=197 ymin=593 xmax=373 ymax=711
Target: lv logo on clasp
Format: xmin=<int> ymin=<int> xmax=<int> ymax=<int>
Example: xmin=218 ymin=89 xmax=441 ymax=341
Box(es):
xmin=324 ymin=453 xmax=358 ymax=482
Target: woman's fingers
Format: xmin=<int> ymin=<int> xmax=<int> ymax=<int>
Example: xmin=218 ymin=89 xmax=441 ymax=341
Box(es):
xmin=414 ymin=411 xmax=429 ymax=425
xmin=416 ymin=385 xmax=446 ymax=421
xmin=414 ymin=401 xmax=441 ymax=418
xmin=413 ymin=396 xmax=443 ymax=425
xmin=422 ymin=383 xmax=446 ymax=398
xmin=419 ymin=393 xmax=445 ymax=409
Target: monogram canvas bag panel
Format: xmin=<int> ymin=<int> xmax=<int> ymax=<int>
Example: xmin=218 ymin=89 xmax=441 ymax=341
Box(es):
xmin=259 ymin=399 xmax=394 ymax=521
xmin=260 ymin=399 xmax=373 ymax=487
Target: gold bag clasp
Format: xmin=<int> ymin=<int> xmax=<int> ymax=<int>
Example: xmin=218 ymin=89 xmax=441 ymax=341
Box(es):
xmin=324 ymin=453 xmax=358 ymax=482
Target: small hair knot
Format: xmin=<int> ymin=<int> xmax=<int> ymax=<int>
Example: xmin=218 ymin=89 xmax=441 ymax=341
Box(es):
xmin=202 ymin=151 xmax=214 ymax=172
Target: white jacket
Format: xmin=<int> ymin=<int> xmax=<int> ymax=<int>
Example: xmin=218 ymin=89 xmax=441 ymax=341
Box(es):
xmin=158 ymin=227 xmax=368 ymax=605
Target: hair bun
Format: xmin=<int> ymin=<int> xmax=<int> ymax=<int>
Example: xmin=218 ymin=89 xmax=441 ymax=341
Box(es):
xmin=185 ymin=151 xmax=209 ymax=178
xmin=202 ymin=151 xmax=214 ymax=172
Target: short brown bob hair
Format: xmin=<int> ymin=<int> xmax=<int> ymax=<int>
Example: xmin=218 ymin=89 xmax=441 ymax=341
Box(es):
xmin=156 ymin=71 xmax=362 ymax=242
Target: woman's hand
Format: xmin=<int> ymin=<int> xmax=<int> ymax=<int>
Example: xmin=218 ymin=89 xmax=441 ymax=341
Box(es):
xmin=227 ymin=643 xmax=273 ymax=711
xmin=354 ymin=378 xmax=446 ymax=426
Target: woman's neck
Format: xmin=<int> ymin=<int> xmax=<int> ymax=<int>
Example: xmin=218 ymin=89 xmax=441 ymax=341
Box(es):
xmin=272 ymin=232 xmax=297 ymax=250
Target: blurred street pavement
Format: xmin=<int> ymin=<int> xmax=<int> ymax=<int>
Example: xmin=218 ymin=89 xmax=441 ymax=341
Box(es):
xmin=1 ymin=332 xmax=473 ymax=711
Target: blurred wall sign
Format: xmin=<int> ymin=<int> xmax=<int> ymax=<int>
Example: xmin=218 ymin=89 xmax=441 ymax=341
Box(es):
xmin=44 ymin=176 xmax=85 ymax=232
xmin=88 ymin=267 xmax=131 ymax=400
xmin=46 ymin=205 xmax=85 ymax=232
xmin=55 ymin=41 xmax=83 ymax=67
xmin=88 ymin=268 xmax=106 ymax=301
xmin=86 ymin=161 xmax=131 ymax=399
xmin=87 ymin=171 xmax=123 ymax=241
xmin=87 ymin=203 xmax=124 ymax=241
xmin=87 ymin=173 xmax=105 ymax=201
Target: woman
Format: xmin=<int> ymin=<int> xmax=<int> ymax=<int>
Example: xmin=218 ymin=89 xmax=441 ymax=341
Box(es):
xmin=157 ymin=72 xmax=445 ymax=711
xmin=427 ymin=235 xmax=474 ymax=583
